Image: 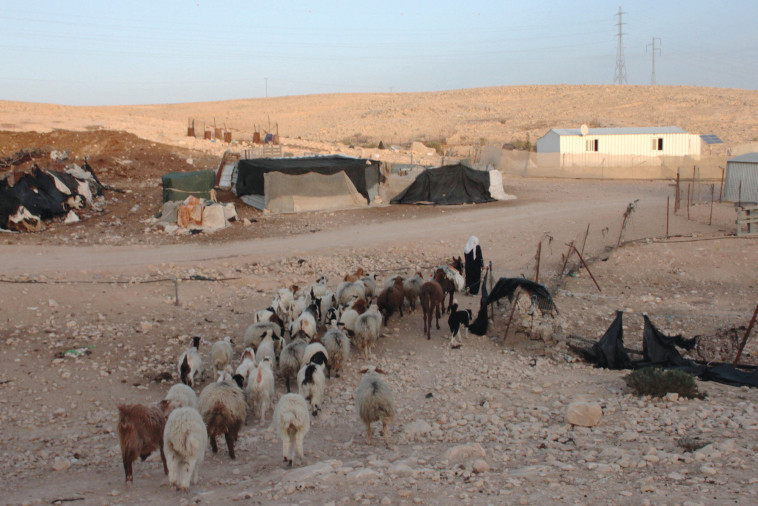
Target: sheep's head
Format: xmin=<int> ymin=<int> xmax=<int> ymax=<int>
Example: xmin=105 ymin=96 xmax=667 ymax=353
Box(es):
xmin=191 ymin=336 xmax=201 ymax=348
xmin=360 ymin=365 xmax=386 ymax=375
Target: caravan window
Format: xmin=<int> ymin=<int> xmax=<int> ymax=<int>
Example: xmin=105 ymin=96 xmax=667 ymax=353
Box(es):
xmin=586 ymin=139 xmax=599 ymax=152
xmin=652 ymin=138 xmax=663 ymax=151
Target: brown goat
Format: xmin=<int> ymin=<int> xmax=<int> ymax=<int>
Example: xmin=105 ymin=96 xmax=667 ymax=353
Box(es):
xmin=117 ymin=401 xmax=170 ymax=483
xmin=419 ymin=269 xmax=446 ymax=339
xmin=377 ymin=276 xmax=404 ymax=324
xmin=351 ymin=297 xmax=368 ymax=315
xmin=344 ymin=267 xmax=365 ymax=283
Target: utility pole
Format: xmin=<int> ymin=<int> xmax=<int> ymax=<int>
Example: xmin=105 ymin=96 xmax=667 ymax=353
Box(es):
xmin=614 ymin=6 xmax=628 ymax=85
xmin=264 ymin=77 xmax=268 ymax=98
xmin=646 ymin=37 xmax=661 ymax=85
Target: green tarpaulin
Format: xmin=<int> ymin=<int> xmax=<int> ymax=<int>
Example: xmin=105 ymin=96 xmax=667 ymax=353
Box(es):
xmin=161 ymin=170 xmax=215 ymax=203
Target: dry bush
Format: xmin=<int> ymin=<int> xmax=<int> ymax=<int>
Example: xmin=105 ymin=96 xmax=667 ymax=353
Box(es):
xmin=624 ymin=367 xmax=706 ymax=399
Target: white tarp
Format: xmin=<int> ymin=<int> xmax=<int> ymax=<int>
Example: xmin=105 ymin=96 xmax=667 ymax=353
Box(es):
xmin=263 ymin=171 xmax=368 ymax=214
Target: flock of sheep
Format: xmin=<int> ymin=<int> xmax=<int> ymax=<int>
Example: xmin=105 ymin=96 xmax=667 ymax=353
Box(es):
xmin=115 ymin=265 xmax=465 ymax=493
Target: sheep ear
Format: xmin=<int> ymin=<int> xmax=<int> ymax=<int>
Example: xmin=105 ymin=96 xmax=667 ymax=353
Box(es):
xmin=375 ymin=368 xmax=386 ymax=374
xmin=359 ymin=367 xmax=369 ymax=374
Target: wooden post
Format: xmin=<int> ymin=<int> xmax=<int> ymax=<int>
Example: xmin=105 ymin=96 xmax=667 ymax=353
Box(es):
xmin=739 ymin=180 xmax=742 ymax=208
xmin=666 ymin=196 xmax=670 ymax=238
xmin=573 ymin=245 xmax=601 ymax=292
xmin=534 ymin=241 xmax=542 ymax=283
xmin=733 ymin=303 xmax=758 ymax=366
xmin=503 ymin=290 xmax=521 ymax=340
xmin=719 ymin=167 xmax=725 ymax=202
xmin=709 ymin=184 xmax=714 ymax=226
xmin=174 ymin=278 xmax=180 ymax=306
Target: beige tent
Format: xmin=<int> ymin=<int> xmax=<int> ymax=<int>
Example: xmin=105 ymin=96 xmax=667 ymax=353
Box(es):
xmin=263 ymin=171 xmax=368 ymax=214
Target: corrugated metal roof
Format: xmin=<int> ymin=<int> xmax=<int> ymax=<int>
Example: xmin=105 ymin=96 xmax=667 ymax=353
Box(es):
xmin=728 ymin=152 xmax=758 ymax=164
xmin=550 ymin=126 xmax=688 ymax=136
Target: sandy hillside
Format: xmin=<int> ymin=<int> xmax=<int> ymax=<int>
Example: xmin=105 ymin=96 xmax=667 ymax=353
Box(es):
xmin=2 ymin=85 xmax=757 ymax=162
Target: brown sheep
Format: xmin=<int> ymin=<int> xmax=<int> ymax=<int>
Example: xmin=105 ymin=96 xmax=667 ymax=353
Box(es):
xmin=420 ymin=269 xmax=446 ymax=339
xmin=344 ymin=267 xmax=365 ymax=282
xmin=117 ymin=401 xmax=170 ymax=483
xmin=377 ymin=276 xmax=404 ymax=324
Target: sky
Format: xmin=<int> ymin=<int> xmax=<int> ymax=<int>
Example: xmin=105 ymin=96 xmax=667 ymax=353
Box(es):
xmin=1 ymin=0 xmax=756 ymax=106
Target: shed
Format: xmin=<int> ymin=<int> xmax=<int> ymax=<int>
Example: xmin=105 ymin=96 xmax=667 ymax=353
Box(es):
xmin=536 ymin=126 xmax=702 ymax=176
xmin=724 ymin=152 xmax=758 ymax=204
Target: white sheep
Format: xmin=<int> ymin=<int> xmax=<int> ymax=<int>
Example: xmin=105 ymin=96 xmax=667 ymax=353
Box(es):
xmin=317 ymin=292 xmax=337 ymax=324
xmin=360 ymin=274 xmax=378 ymax=300
xmin=163 ymin=406 xmax=207 ymax=492
xmin=248 ymin=356 xmax=275 ymax=424
xmin=336 ymin=280 xmax=365 ymax=306
xmin=310 ymin=275 xmax=330 ymax=298
xmin=178 ymin=336 xmax=203 ymax=388
xmin=302 ymin=342 xmax=329 ymax=372
xmin=243 ymin=322 xmax=282 ymax=350
xmin=354 ymin=304 xmax=382 ymax=359
xmin=235 ymin=348 xmax=257 ymax=388
xmin=355 ymin=366 xmax=395 ymax=448
xmin=164 ymin=383 xmax=198 ymax=411
xmin=322 ymin=323 xmax=350 ymax=378
xmin=255 ymin=333 xmax=280 ymax=365
xmin=403 ymin=273 xmax=424 ymax=311
xmin=211 ymin=336 xmax=234 ymax=374
xmin=279 ymin=337 xmax=307 ymax=393
xmin=297 ymin=362 xmax=326 ymax=417
xmin=197 ymin=374 xmax=247 ymax=459
xmin=273 ymin=393 xmax=311 ymax=468
xmin=288 ymin=304 xmax=318 ymax=341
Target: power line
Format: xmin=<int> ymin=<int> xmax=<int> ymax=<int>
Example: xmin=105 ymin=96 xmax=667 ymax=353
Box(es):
xmin=614 ymin=6 xmax=628 ymax=85
xmin=647 ymin=37 xmax=661 ymax=85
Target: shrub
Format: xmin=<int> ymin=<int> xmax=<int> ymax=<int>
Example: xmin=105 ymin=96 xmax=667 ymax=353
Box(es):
xmin=624 ymin=367 xmax=705 ymax=399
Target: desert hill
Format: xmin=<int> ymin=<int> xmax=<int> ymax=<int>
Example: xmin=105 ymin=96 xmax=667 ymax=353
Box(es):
xmin=1 ymin=85 xmax=756 ymax=156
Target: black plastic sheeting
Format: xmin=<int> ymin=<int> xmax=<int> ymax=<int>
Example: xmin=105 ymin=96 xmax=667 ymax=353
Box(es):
xmin=469 ymin=269 xmax=557 ymax=336
xmin=579 ymin=312 xmax=758 ymax=388
xmin=234 ymin=155 xmax=381 ymax=202
xmin=391 ymin=164 xmax=494 ymax=205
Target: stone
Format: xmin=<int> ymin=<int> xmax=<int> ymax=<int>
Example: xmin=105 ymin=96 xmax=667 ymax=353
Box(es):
xmin=441 ymin=443 xmax=486 ymax=464
xmin=52 ymin=457 xmax=71 ymax=471
xmin=404 ymin=419 xmax=432 ymax=438
xmin=282 ymin=461 xmax=334 ymax=483
xmin=565 ymin=402 xmax=602 ymax=427
xmin=472 ymin=459 xmax=490 ymax=473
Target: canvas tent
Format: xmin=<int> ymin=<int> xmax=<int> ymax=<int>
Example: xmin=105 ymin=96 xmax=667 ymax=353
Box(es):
xmin=233 ymin=155 xmax=382 ymax=213
xmin=391 ymin=163 xmax=512 ymax=205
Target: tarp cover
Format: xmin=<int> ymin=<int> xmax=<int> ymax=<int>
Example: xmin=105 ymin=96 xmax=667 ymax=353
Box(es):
xmin=391 ymin=163 xmax=495 ymax=205
xmin=469 ymin=271 xmax=557 ymax=336
xmin=234 ymin=155 xmax=381 ymax=202
xmin=161 ymin=170 xmax=215 ymax=203
xmin=578 ymin=312 xmax=758 ymax=388
xmin=264 ymin=171 xmax=367 ymax=213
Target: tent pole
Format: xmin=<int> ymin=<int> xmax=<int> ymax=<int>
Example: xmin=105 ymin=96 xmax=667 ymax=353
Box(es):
xmin=503 ymin=290 xmax=521 ymax=341
xmin=733 ymin=303 xmax=758 ymax=366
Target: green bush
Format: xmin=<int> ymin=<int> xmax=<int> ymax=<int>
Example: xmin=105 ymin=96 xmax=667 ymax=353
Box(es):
xmin=624 ymin=367 xmax=706 ymax=399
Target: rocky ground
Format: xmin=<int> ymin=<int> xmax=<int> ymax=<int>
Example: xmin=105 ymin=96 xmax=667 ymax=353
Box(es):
xmin=0 ymin=126 xmax=757 ymax=505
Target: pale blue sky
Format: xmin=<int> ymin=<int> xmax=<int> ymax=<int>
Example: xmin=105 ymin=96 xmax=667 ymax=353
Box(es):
xmin=1 ymin=0 xmax=756 ymax=105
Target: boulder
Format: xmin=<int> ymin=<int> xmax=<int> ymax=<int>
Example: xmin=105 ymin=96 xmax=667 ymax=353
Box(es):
xmin=565 ymin=401 xmax=603 ymax=427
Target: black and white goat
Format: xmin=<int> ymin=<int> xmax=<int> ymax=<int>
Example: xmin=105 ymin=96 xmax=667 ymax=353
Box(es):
xmin=447 ymin=301 xmax=473 ymax=349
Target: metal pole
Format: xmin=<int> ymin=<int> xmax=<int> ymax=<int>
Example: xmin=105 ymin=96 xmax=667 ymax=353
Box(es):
xmin=687 ymin=183 xmax=691 ymax=220
xmin=733 ymin=303 xmax=758 ymax=366
xmin=580 ymin=223 xmax=590 ymax=257
xmin=573 ymin=245 xmax=601 ymax=292
xmin=534 ymin=241 xmax=542 ymax=283
xmin=675 ymin=170 xmax=680 ymax=212
xmin=503 ymin=290 xmax=521 ymax=340
xmin=666 ymin=196 xmax=670 ymax=238
xmin=174 ymin=278 xmax=180 ymax=306
xmin=709 ymin=184 xmax=714 ymax=226
xmin=560 ymin=241 xmax=575 ymax=278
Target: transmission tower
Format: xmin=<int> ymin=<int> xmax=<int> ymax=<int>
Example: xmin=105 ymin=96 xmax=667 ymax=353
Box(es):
xmin=614 ymin=6 xmax=628 ymax=85
xmin=647 ymin=37 xmax=661 ymax=85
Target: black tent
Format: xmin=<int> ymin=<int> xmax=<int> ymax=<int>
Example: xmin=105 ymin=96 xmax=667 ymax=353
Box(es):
xmin=391 ymin=164 xmax=495 ymax=205
xmin=234 ymin=155 xmax=381 ymax=202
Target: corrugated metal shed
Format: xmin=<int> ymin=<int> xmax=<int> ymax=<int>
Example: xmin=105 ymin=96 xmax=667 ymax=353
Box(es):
xmin=724 ymin=152 xmax=758 ymax=204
